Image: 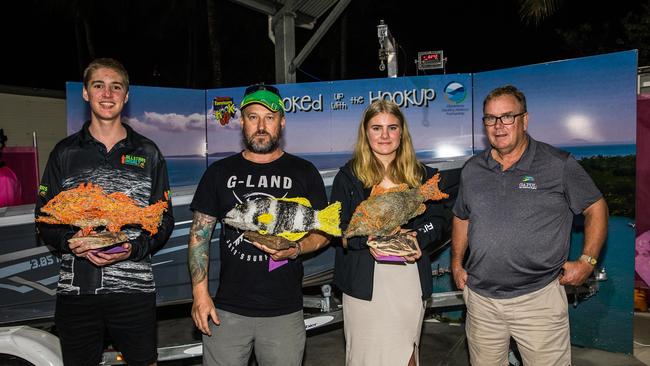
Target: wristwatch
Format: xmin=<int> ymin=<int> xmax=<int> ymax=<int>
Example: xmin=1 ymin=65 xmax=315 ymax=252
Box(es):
xmin=579 ymin=254 xmax=597 ymax=266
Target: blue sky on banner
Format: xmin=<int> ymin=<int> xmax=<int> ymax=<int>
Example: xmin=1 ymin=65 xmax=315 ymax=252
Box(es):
xmin=66 ymin=50 xmax=636 ymax=160
xmin=472 ymin=50 xmax=637 ymax=150
xmin=206 ymin=74 xmax=473 ymax=158
xmin=67 ymin=75 xmax=473 ymax=160
xmin=66 ymin=82 xmax=206 ymax=157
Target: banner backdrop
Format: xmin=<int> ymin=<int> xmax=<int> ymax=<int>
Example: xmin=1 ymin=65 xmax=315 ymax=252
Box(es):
xmin=67 ymin=75 xmax=473 ymax=186
xmin=66 ymin=50 xmax=638 ymax=354
xmin=205 ymin=75 xmax=473 ymax=172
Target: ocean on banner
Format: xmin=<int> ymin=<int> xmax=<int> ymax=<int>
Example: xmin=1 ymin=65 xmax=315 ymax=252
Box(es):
xmin=474 ymin=144 xmax=636 ymax=162
xmin=167 ymin=157 xmax=207 ymax=187
xmin=167 ymin=153 xmax=355 ymax=187
xmin=166 ymin=149 xmax=478 ymax=187
xmin=561 ymin=144 xmax=635 ymax=160
xmin=166 ymin=145 xmax=635 ymax=187
xmin=208 ymin=152 xmax=354 ymax=171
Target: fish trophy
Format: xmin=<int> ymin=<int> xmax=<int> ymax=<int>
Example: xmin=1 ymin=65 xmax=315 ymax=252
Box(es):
xmin=243 ymin=231 xmax=295 ymax=251
xmin=224 ymin=196 xmax=342 ymax=250
xmin=36 ymin=182 xmax=168 ymax=249
xmin=345 ymin=173 xmax=448 ymax=257
xmin=366 ymin=233 xmax=419 ymax=257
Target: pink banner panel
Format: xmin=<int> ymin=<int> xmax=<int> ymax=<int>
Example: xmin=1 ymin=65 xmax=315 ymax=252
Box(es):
xmin=2 ymin=146 xmax=39 ymax=205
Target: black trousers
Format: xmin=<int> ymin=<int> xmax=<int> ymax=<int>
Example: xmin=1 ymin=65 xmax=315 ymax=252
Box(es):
xmin=55 ymin=292 xmax=157 ymax=366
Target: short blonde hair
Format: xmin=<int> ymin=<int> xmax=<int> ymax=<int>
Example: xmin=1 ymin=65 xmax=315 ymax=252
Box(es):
xmin=83 ymin=58 xmax=129 ymax=91
xmin=351 ymin=99 xmax=423 ymax=188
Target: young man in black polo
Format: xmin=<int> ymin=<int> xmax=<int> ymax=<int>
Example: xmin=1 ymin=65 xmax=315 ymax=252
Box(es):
xmin=36 ymin=58 xmax=174 ymax=366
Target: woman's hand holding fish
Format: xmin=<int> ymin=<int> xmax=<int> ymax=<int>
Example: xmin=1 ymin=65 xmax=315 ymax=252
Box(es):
xmin=401 ymin=230 xmax=421 ymax=263
xmin=367 ymin=236 xmax=394 ymax=260
xmin=86 ymin=243 xmax=132 ymax=267
xmin=368 ymin=246 xmax=393 ymax=260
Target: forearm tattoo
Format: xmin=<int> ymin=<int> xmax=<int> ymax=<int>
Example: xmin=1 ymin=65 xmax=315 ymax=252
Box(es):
xmin=188 ymin=212 xmax=217 ymax=285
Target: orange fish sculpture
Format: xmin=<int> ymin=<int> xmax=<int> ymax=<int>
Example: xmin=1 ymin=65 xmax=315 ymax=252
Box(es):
xmin=36 ymin=182 xmax=168 ymax=237
xmin=345 ymin=173 xmax=448 ymax=239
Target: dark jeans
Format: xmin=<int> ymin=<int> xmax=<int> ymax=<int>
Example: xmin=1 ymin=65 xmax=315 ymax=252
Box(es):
xmin=55 ymin=292 xmax=157 ymax=366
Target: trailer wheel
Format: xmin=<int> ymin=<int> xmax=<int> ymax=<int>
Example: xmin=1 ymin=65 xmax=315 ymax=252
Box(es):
xmin=0 ymin=354 xmax=35 ymax=366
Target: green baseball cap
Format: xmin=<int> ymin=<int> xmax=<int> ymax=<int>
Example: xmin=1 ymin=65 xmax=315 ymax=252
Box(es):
xmin=240 ymin=87 xmax=285 ymax=113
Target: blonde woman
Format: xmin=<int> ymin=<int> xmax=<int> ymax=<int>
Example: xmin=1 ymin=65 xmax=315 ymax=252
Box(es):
xmin=331 ymin=99 xmax=451 ymax=365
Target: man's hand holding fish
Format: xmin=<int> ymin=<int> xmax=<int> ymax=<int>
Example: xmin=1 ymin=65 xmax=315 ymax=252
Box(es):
xmin=251 ymin=239 xmax=301 ymax=261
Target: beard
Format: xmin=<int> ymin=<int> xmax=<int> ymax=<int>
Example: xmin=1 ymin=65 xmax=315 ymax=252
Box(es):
xmin=243 ymin=129 xmax=282 ymax=154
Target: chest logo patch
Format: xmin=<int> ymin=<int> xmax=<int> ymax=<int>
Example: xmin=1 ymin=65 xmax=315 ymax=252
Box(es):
xmin=121 ymin=154 xmax=147 ymax=168
xmin=518 ymin=175 xmax=537 ymax=190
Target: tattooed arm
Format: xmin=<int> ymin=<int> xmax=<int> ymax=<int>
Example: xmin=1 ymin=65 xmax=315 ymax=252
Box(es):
xmin=188 ymin=211 xmax=220 ymax=335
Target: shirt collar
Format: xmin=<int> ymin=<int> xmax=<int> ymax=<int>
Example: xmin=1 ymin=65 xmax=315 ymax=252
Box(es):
xmin=80 ymin=120 xmax=134 ymax=148
xmin=516 ymin=135 xmax=537 ymax=172
xmin=484 ymin=134 xmax=537 ymax=172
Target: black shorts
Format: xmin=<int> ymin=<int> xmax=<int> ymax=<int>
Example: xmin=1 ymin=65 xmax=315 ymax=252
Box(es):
xmin=55 ymin=292 xmax=157 ymax=366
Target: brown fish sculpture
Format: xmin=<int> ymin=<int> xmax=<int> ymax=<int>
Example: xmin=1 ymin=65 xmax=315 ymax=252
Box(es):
xmin=67 ymin=231 xmax=131 ymax=250
xmin=244 ymin=231 xmax=296 ymax=251
xmin=345 ymin=173 xmax=448 ymax=239
xmin=36 ymin=182 xmax=168 ymax=248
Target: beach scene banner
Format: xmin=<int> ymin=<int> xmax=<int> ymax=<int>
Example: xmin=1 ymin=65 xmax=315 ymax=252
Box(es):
xmin=472 ymin=50 xmax=636 ymax=157
xmin=205 ymin=75 xmax=473 ymax=172
xmin=67 ymin=75 xmax=473 ymax=186
xmin=473 ymin=50 xmax=638 ymax=353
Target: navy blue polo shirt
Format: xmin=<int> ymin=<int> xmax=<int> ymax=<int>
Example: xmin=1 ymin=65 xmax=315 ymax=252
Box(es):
xmin=453 ymin=136 xmax=602 ymax=298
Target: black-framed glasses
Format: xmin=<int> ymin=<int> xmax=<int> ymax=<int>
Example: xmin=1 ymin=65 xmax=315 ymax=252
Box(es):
xmin=482 ymin=112 xmax=526 ymax=126
xmin=244 ymin=84 xmax=280 ymax=97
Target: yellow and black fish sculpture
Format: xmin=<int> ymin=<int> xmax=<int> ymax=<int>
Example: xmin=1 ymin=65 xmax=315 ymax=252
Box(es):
xmin=224 ymin=197 xmax=342 ymax=246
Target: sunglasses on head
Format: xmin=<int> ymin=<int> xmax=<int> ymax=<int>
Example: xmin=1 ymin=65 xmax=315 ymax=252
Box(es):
xmin=244 ymin=84 xmax=280 ymax=97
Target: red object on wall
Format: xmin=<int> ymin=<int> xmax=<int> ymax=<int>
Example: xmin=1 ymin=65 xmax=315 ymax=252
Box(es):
xmin=2 ymin=146 xmax=39 ymax=205
xmin=638 ymin=96 xmax=650 ymax=236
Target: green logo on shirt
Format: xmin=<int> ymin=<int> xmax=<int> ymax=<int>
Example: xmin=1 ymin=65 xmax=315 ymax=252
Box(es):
xmin=121 ymin=154 xmax=147 ymax=168
xmin=519 ymin=176 xmax=537 ymax=190
xmin=38 ymin=185 xmax=48 ymax=197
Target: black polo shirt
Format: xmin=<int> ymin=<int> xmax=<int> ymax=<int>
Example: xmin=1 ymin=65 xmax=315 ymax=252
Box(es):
xmin=453 ymin=136 xmax=602 ymax=298
xmin=36 ymin=121 xmax=174 ymax=295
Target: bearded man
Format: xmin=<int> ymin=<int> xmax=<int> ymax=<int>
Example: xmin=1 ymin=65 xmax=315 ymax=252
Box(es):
xmin=187 ymin=84 xmax=330 ymax=365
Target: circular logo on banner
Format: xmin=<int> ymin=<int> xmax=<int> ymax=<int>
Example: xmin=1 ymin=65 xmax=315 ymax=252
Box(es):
xmin=444 ymin=82 xmax=467 ymax=104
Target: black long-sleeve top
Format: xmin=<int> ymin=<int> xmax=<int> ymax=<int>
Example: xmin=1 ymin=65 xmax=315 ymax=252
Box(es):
xmin=36 ymin=121 xmax=174 ymax=295
xmin=331 ymin=162 xmax=453 ymax=301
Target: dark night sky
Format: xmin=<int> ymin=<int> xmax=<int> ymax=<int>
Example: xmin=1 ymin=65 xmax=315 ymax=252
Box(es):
xmin=0 ymin=0 xmax=643 ymax=91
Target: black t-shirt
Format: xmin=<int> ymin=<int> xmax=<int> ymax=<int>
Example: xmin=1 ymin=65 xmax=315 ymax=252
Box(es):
xmin=191 ymin=152 xmax=327 ymax=317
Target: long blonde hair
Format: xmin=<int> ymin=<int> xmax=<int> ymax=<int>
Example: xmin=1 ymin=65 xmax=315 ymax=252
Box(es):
xmin=351 ymin=99 xmax=424 ymax=188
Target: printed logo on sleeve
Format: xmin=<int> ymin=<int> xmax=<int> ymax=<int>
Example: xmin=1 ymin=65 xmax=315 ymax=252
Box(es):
xmin=121 ymin=154 xmax=147 ymax=168
xmin=38 ymin=185 xmax=48 ymax=197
